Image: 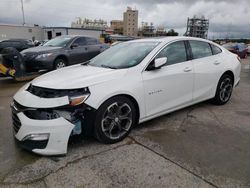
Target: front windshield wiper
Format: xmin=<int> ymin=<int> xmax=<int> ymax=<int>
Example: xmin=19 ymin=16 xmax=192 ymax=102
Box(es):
xmin=81 ymin=60 xmax=91 ymax=65
xmin=100 ymin=64 xmax=117 ymax=69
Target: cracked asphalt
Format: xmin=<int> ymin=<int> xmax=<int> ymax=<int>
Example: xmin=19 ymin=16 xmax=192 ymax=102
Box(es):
xmin=0 ymin=58 xmax=250 ymax=188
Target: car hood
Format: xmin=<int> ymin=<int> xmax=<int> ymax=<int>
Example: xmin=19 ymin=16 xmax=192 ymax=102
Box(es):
xmin=31 ymin=65 xmax=127 ymax=89
xmin=21 ymin=46 xmax=62 ymax=54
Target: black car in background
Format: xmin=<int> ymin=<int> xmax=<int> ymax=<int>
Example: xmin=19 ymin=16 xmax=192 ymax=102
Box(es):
xmin=0 ymin=39 xmax=34 ymax=52
xmin=21 ymin=35 xmax=109 ymax=71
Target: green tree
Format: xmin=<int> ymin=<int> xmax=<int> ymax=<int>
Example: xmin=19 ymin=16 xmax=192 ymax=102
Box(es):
xmin=167 ymin=29 xmax=178 ymax=36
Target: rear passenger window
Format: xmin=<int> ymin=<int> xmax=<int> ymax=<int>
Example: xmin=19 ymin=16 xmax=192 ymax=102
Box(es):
xmin=189 ymin=41 xmax=212 ymax=59
xmin=156 ymin=41 xmax=187 ymax=65
xmin=211 ymin=44 xmax=222 ymax=55
xmin=86 ymin=38 xmax=98 ymax=45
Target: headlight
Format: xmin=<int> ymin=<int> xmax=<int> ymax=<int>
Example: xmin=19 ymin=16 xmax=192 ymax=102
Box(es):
xmin=36 ymin=53 xmax=53 ymax=59
xmin=69 ymin=94 xmax=90 ymax=106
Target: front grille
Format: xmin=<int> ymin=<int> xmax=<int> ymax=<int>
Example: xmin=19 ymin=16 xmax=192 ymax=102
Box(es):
xmin=12 ymin=110 xmax=21 ymax=134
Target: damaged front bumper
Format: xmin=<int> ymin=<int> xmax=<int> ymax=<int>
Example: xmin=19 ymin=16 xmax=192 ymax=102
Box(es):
xmin=12 ymin=84 xmax=96 ymax=155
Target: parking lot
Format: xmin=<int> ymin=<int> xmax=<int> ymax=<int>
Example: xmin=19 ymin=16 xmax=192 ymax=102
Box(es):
xmin=0 ymin=58 xmax=249 ymax=188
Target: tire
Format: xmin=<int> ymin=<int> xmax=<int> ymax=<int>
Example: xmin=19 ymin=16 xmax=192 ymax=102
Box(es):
xmin=94 ymin=96 xmax=136 ymax=144
xmin=212 ymin=74 xmax=234 ymax=105
xmin=54 ymin=58 xmax=67 ymax=70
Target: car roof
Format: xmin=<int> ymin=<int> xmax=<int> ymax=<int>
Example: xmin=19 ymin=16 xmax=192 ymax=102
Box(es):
xmin=128 ymin=36 xmax=213 ymax=44
xmin=57 ymin=35 xmax=96 ymax=39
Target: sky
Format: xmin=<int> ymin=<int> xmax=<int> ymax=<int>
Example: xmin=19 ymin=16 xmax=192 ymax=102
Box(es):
xmin=0 ymin=0 xmax=249 ymax=39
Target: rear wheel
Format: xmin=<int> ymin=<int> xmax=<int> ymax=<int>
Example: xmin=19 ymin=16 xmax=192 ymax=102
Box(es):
xmin=54 ymin=58 xmax=67 ymax=70
xmin=212 ymin=74 xmax=233 ymax=105
xmin=94 ymin=96 xmax=136 ymax=144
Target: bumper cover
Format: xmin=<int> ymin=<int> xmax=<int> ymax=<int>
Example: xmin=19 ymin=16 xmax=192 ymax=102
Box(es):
xmin=15 ymin=112 xmax=74 ymax=155
xmin=12 ymin=84 xmax=96 ymax=155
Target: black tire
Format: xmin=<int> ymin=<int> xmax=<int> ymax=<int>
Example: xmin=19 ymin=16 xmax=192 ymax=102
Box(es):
xmin=212 ymin=74 xmax=234 ymax=105
xmin=94 ymin=96 xmax=136 ymax=144
xmin=54 ymin=58 xmax=67 ymax=70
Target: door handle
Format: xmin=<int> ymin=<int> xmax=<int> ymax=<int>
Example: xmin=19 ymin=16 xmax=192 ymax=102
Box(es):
xmin=214 ymin=61 xmax=221 ymax=65
xmin=183 ymin=67 xmax=192 ymax=72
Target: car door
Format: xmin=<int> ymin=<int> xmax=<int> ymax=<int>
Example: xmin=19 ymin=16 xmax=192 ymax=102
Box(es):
xmin=142 ymin=40 xmax=194 ymax=117
xmin=68 ymin=37 xmax=89 ymax=64
xmin=189 ymin=40 xmax=223 ymax=102
xmin=85 ymin=38 xmax=102 ymax=59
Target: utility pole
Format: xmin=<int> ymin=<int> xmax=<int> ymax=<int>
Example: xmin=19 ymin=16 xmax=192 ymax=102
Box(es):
xmin=21 ymin=0 xmax=25 ymax=26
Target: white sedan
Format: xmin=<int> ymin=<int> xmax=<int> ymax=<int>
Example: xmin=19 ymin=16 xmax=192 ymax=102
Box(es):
xmin=12 ymin=37 xmax=241 ymax=155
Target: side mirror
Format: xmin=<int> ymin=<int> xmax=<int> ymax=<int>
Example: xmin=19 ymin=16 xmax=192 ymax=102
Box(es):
xmin=147 ymin=57 xmax=167 ymax=71
xmin=155 ymin=57 xmax=167 ymax=68
xmin=71 ymin=44 xmax=78 ymax=49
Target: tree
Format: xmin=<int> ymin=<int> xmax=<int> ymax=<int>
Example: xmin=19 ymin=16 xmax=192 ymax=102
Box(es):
xmin=166 ymin=29 xmax=178 ymax=36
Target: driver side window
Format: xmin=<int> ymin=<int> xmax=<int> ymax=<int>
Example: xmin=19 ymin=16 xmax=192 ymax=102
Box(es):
xmin=156 ymin=41 xmax=187 ymax=66
xmin=73 ymin=37 xmax=87 ymax=46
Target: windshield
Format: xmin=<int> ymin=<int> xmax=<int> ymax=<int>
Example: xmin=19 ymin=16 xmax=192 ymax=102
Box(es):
xmin=88 ymin=41 xmax=159 ymax=69
xmin=43 ymin=36 xmax=72 ymax=47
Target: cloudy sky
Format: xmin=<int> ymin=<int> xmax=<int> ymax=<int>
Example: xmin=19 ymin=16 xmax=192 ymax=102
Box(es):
xmin=0 ymin=0 xmax=249 ymax=38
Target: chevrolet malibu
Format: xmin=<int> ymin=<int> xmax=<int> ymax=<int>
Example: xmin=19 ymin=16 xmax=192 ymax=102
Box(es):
xmin=12 ymin=37 xmax=241 ymax=155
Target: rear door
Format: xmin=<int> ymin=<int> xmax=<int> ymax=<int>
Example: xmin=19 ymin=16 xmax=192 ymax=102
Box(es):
xmin=142 ymin=40 xmax=194 ymax=117
xmin=189 ymin=40 xmax=223 ymax=101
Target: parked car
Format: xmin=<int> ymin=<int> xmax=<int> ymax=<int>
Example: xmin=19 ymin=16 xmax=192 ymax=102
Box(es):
xmin=21 ymin=35 xmax=109 ymax=71
xmin=0 ymin=39 xmax=34 ymax=52
xmin=222 ymin=43 xmax=248 ymax=58
xmin=12 ymin=37 xmax=241 ymax=155
xmin=247 ymin=45 xmax=250 ymax=56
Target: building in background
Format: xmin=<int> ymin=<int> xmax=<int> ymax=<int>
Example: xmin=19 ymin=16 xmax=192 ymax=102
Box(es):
xmin=43 ymin=27 xmax=104 ymax=40
xmin=0 ymin=24 xmax=104 ymax=41
xmin=0 ymin=24 xmax=43 ymax=41
xmin=123 ymin=7 xmax=138 ymax=37
xmin=184 ymin=15 xmax=209 ymax=39
xmin=110 ymin=20 xmax=123 ymax=35
xmin=138 ymin=22 xmax=155 ymax=37
xmin=71 ymin=18 xmax=108 ymax=30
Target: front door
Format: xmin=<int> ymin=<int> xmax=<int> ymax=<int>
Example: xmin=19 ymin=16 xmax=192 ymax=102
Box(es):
xmin=69 ymin=37 xmax=89 ymax=64
xmin=142 ymin=41 xmax=194 ymax=117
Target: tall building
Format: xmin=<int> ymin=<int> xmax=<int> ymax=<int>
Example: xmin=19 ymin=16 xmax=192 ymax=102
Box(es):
xmin=184 ymin=15 xmax=209 ymax=39
xmin=110 ymin=20 xmax=123 ymax=35
xmin=123 ymin=7 xmax=138 ymax=37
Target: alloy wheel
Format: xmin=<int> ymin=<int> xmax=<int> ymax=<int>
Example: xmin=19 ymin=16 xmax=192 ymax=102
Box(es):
xmin=101 ymin=102 xmax=132 ymax=140
xmin=56 ymin=61 xmax=66 ymax=69
xmin=219 ymin=77 xmax=233 ymax=102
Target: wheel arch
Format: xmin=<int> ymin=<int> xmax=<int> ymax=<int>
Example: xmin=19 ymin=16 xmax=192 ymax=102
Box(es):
xmin=54 ymin=55 xmax=69 ymax=65
xmin=221 ymin=70 xmax=235 ymax=86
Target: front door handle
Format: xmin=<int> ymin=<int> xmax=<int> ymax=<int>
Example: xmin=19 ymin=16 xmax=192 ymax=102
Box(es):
xmin=214 ymin=61 xmax=221 ymax=65
xmin=183 ymin=67 xmax=192 ymax=72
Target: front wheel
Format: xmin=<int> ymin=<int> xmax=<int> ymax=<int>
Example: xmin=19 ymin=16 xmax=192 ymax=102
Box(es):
xmin=212 ymin=74 xmax=233 ymax=105
xmin=54 ymin=58 xmax=67 ymax=70
xmin=94 ymin=96 xmax=136 ymax=144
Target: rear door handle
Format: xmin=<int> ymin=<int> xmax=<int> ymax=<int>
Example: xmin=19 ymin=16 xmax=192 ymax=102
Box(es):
xmin=214 ymin=61 xmax=221 ymax=65
xmin=183 ymin=67 xmax=192 ymax=72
